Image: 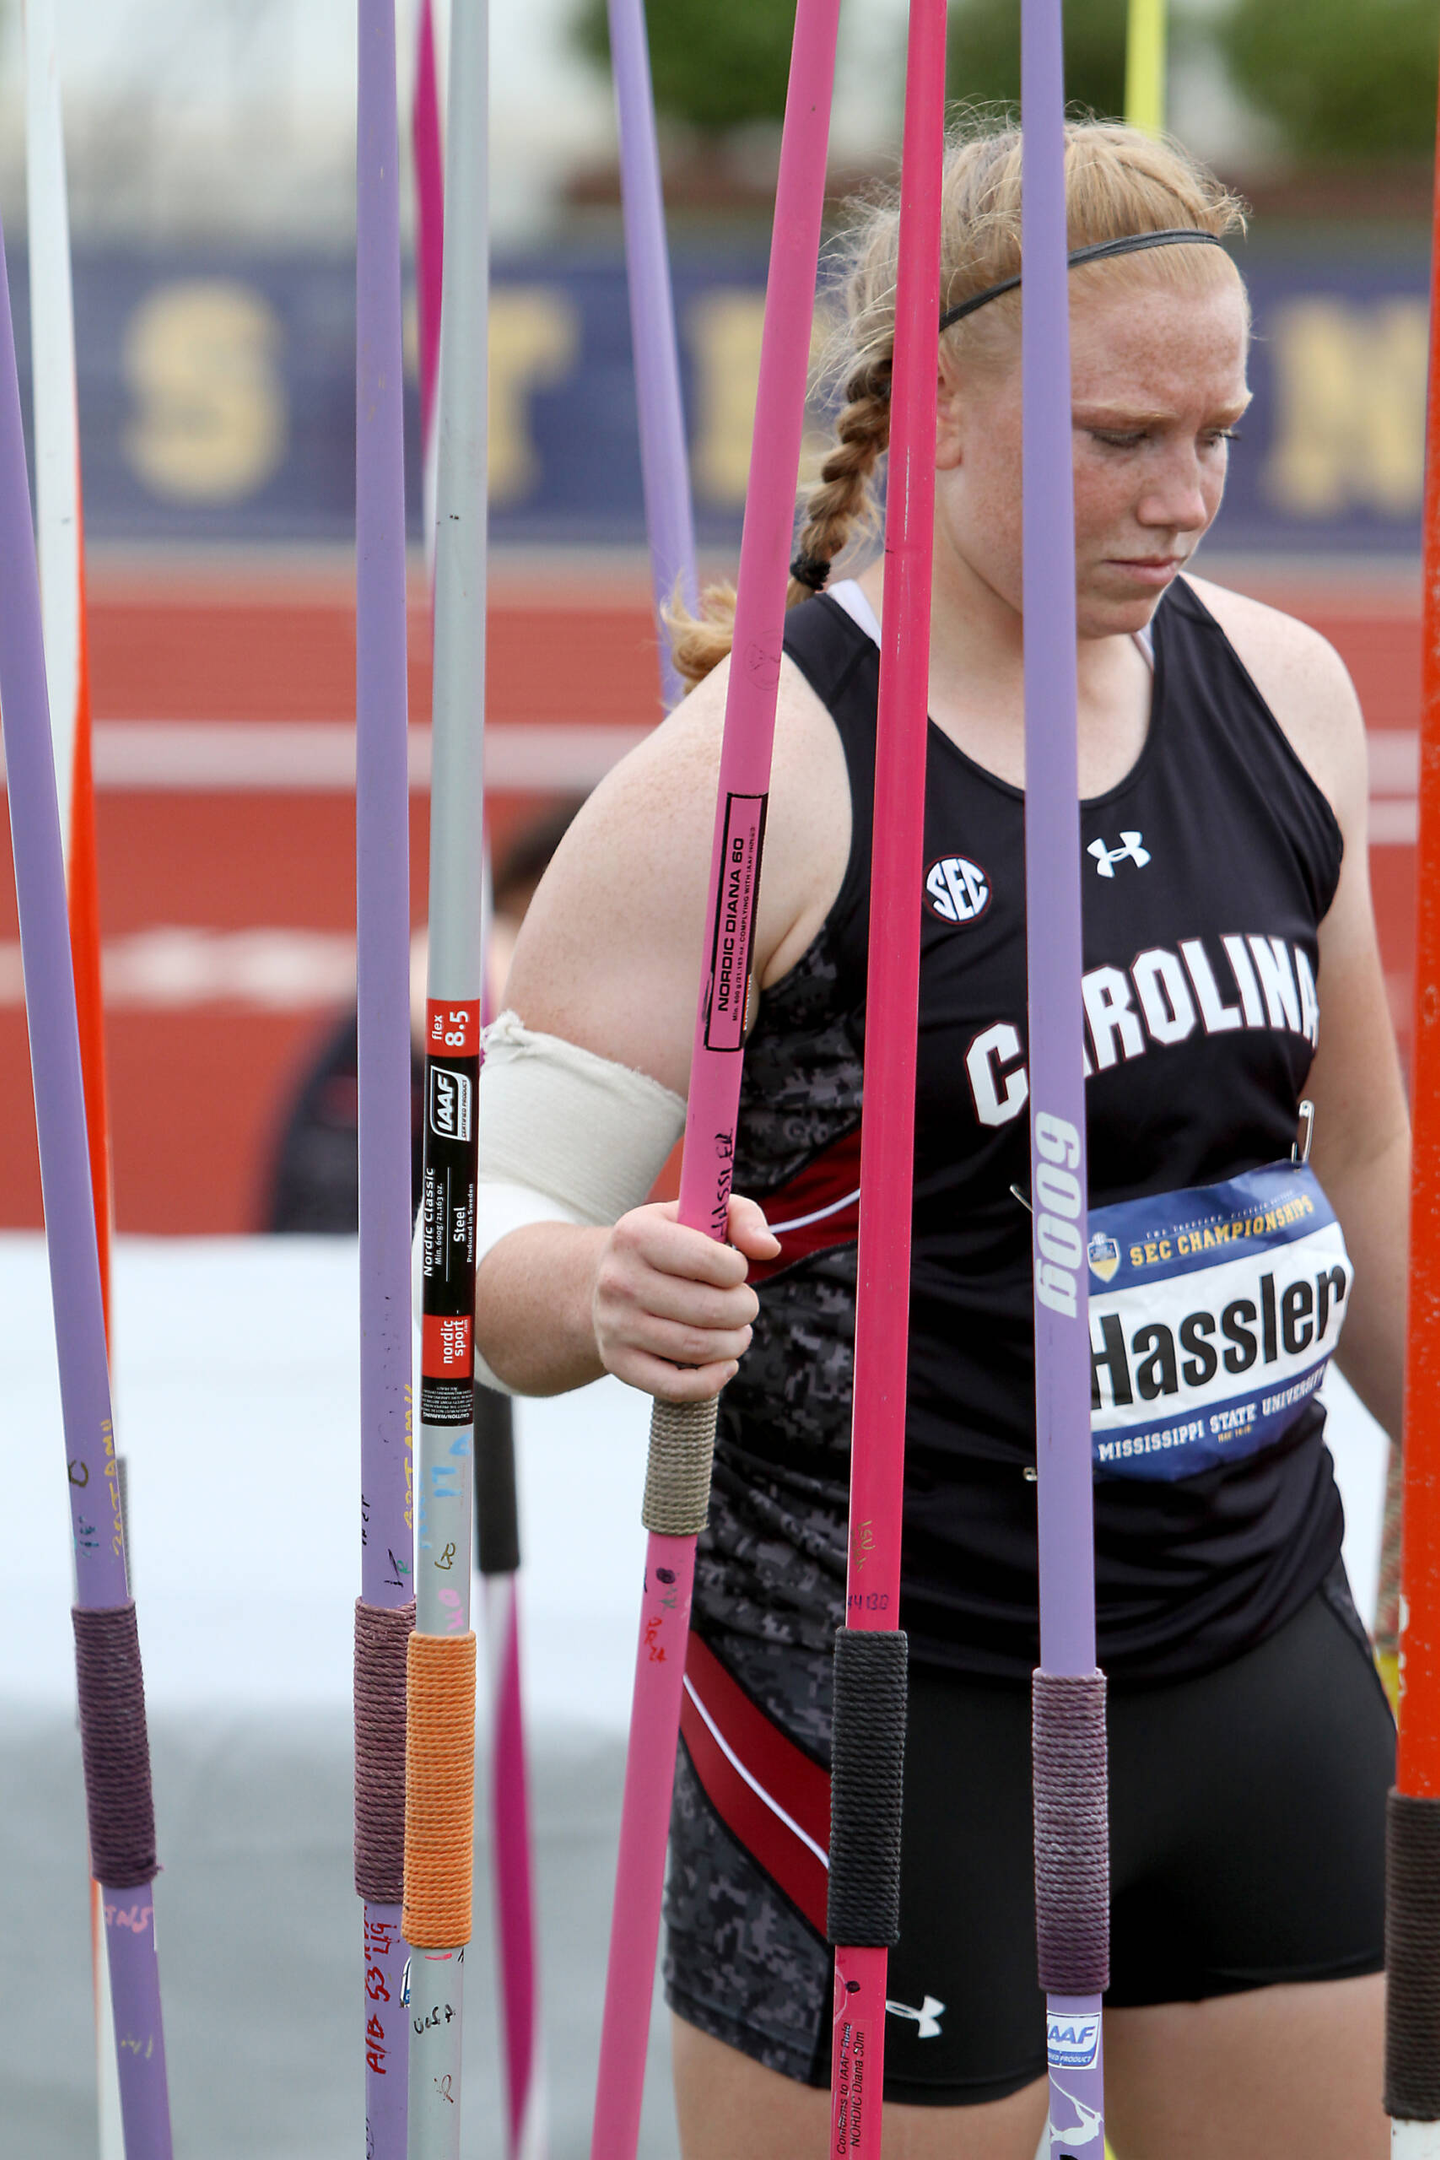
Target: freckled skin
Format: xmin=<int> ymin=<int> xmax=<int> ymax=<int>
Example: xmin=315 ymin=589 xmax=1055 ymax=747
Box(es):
xmin=913 ymin=271 xmax=1253 ymax=798
xmin=932 ymin=273 xmax=1251 ymax=642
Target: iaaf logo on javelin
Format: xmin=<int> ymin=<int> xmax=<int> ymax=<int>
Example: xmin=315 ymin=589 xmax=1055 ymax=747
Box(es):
xmin=1047 ymin=2011 xmax=1100 ymax=2068
xmin=428 ymin=1066 xmax=472 ymax=1143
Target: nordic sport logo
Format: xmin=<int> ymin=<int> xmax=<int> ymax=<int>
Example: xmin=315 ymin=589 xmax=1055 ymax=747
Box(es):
xmin=428 ymin=1066 xmax=472 ymax=1143
xmin=925 ymin=855 xmax=990 ymax=924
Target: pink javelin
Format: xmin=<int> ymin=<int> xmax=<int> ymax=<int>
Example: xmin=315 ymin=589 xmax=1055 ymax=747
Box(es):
xmin=588 ymin=6 xmax=843 ymax=2155
xmin=827 ymin=0 xmax=946 ymax=2148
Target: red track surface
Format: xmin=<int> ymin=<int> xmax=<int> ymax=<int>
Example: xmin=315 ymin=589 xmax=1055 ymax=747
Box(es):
xmin=0 ymin=563 xmax=1420 ymax=1234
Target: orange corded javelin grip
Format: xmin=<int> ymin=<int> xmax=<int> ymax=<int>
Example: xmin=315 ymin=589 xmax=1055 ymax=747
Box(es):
xmin=1385 ymin=66 xmax=1440 ymax=2156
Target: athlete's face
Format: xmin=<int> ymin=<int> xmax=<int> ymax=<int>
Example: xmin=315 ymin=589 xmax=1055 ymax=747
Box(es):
xmin=935 ymin=271 xmax=1251 ymax=640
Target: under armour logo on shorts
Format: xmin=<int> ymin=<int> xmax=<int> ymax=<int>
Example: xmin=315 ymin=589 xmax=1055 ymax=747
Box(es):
xmin=885 ymin=1993 xmax=945 ymax=2039
xmin=1087 ymin=831 xmax=1151 ymax=878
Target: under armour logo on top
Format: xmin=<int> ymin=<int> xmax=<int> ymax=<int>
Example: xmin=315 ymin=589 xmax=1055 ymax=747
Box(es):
xmin=886 ymin=1993 xmax=945 ymax=2039
xmin=1087 ymin=831 xmax=1151 ymax=878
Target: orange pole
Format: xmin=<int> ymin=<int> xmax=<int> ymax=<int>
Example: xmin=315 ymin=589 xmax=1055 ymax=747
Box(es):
xmin=1395 ymin=78 xmax=1440 ymax=1800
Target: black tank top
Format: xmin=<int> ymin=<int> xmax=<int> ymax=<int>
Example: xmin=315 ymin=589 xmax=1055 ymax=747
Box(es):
xmin=698 ymin=577 xmax=1347 ymax=1685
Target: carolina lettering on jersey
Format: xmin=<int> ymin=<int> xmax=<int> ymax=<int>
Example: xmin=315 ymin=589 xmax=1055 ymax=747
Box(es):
xmin=1087 ymin=1163 xmax=1350 ymax=1480
xmin=966 ymin=930 xmax=1320 ymax=1129
xmin=719 ymin=578 xmax=1351 ymax=1680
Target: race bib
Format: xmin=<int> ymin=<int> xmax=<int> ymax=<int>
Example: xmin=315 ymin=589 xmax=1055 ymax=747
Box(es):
xmin=1087 ymin=1163 xmax=1350 ymax=1480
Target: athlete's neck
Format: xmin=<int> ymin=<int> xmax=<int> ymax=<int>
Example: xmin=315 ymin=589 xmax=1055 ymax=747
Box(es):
xmin=855 ymin=541 xmax=1155 ymax=799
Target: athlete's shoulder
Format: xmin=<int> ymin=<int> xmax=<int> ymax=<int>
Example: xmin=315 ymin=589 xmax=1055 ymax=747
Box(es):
xmin=588 ymin=629 xmax=839 ymax=808
xmin=1178 ymin=574 xmax=1365 ymax=828
xmin=782 ymin=588 xmax=878 ymax=698
xmin=1180 ymin=573 xmax=1352 ymax=690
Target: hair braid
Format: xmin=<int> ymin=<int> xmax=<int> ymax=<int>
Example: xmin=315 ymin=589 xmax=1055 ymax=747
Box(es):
xmin=785 ymin=362 xmax=892 ymax=607
xmin=666 ymin=361 xmax=892 ymax=698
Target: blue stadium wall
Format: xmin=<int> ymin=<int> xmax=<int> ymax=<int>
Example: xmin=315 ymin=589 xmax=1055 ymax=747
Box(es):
xmin=4 ymin=240 xmax=1431 ymax=554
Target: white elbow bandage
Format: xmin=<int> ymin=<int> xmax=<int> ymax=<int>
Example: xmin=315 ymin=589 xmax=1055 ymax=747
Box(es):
xmin=412 ymin=1008 xmax=687 ymax=1394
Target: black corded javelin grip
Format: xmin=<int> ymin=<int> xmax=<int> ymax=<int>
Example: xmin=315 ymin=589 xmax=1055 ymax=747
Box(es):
xmin=827 ymin=1627 xmax=909 ymax=1946
xmin=72 ymin=1605 xmax=159 ymax=1889
xmin=475 ymin=1383 xmax=521 ymax=1576
xmin=1386 ymin=1790 xmax=1440 ymax=2119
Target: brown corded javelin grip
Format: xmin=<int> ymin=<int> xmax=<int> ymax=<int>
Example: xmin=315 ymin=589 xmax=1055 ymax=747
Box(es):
xmin=641 ymin=1398 xmax=719 ymax=1537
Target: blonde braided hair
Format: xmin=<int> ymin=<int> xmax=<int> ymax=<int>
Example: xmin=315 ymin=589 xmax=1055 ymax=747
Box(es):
xmin=666 ymin=117 xmax=1246 ymax=695
xmin=785 ymin=359 xmax=893 ymax=603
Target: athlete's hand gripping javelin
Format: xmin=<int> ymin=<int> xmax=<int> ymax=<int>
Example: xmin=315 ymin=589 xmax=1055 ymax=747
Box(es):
xmin=590 ymin=1195 xmax=779 ymax=1402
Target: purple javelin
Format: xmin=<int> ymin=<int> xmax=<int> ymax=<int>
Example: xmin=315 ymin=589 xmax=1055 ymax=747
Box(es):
xmin=607 ymin=0 xmax=699 ymax=704
xmin=355 ymin=2 xmax=415 ymax=2152
xmin=357 ymin=0 xmax=415 ymax=1621
xmin=0 ymin=208 xmax=173 ymax=2153
xmin=1022 ymin=4 xmax=1110 ymax=2156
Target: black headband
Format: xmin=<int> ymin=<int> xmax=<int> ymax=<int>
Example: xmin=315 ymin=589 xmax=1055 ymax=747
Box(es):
xmin=937 ymin=227 xmax=1227 ymax=334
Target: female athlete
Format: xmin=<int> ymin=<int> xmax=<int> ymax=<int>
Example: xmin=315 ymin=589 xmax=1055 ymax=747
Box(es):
xmin=473 ymin=122 xmax=1405 ymax=2159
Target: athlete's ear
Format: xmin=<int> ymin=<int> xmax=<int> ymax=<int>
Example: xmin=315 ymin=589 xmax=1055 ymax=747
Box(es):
xmin=934 ymin=358 xmax=966 ymax=472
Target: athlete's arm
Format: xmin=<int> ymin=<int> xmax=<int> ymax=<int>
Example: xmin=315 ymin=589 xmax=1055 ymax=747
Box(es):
xmin=475 ymin=650 xmax=851 ymax=1398
xmin=1196 ymin=577 xmax=1409 ymax=1442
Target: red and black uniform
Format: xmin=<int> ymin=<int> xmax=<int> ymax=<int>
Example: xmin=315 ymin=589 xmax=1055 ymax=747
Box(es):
xmin=663 ymin=580 xmax=1393 ymax=2102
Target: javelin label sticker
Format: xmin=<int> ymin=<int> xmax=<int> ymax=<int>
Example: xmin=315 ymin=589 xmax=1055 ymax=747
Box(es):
xmin=425 ymin=1000 xmax=480 ymax=1058
xmin=428 ymin=1066 xmax=472 ymax=1142
xmin=1088 ymin=1163 xmax=1350 ymax=1480
xmin=1047 ymin=2012 xmax=1100 ymax=2068
xmin=421 ymin=998 xmax=481 ymax=1427
xmin=703 ymin=793 xmax=767 ymax=1052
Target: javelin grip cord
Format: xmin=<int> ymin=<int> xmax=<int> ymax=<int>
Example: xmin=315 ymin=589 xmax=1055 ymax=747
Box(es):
xmin=72 ymin=1603 xmax=158 ymax=1889
xmin=403 ymin=1629 xmax=478 ymax=1950
xmin=826 ymin=1626 xmax=908 ymax=1948
xmin=474 ymin=1386 xmax=521 ymax=1578
xmin=1386 ymin=1790 xmax=1440 ymax=2121
xmin=1032 ymin=1669 xmax=1110 ymax=1996
xmin=641 ymin=1396 xmax=717 ymax=1539
xmin=354 ymin=1598 xmax=416 ymax=1904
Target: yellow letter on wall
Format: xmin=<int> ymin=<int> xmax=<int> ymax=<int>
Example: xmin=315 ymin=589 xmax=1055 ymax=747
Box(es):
xmin=1263 ymin=297 xmax=1427 ymax=520
xmin=123 ymin=281 xmax=286 ymax=503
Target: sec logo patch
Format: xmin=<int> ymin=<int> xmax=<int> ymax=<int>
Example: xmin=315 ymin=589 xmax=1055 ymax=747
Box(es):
xmin=925 ymin=855 xmax=990 ymax=924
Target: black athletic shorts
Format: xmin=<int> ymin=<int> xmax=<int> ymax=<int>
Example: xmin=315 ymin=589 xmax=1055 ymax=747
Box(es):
xmin=663 ymin=1568 xmax=1394 ymax=2105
